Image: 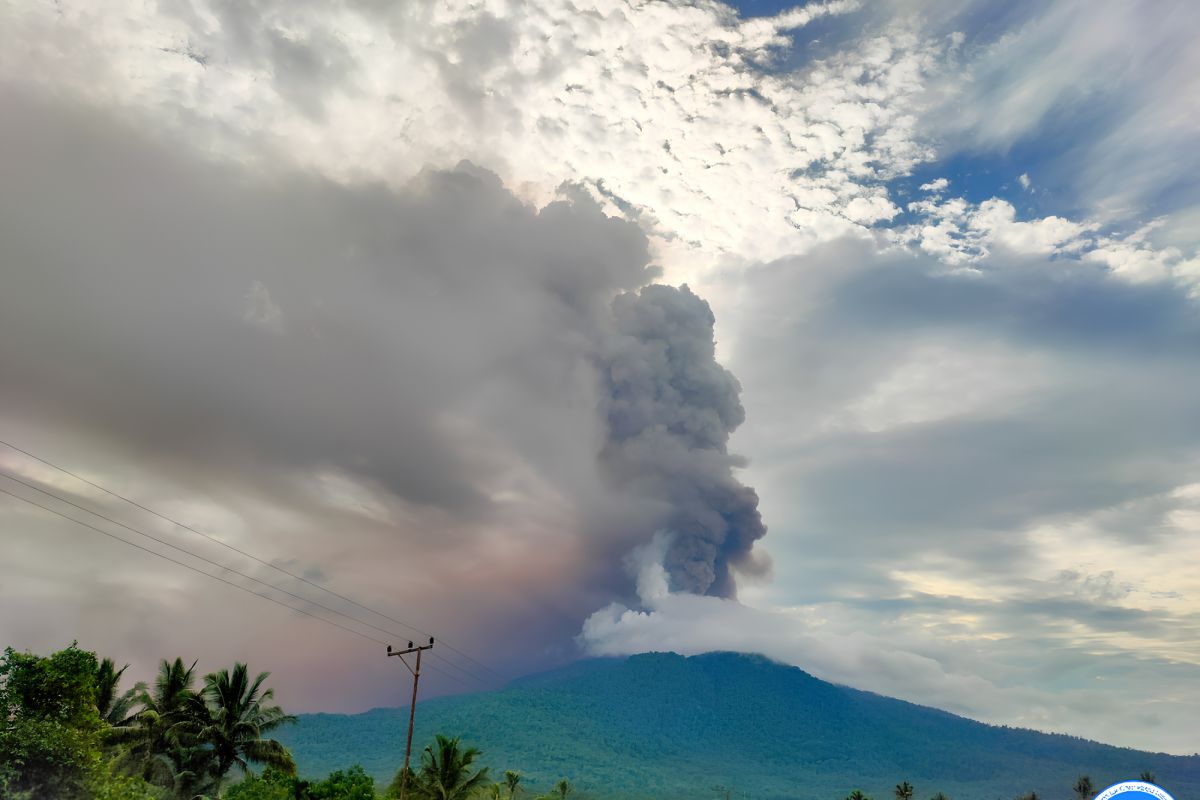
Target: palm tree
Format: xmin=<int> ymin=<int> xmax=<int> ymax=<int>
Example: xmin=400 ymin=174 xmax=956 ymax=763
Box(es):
xmin=386 ymin=766 xmax=415 ymax=799
xmin=114 ymin=658 xmax=204 ymax=784
xmin=555 ymin=779 xmax=572 ymax=800
xmin=847 ymin=791 xmax=870 ymax=800
xmin=197 ymin=662 xmax=296 ymax=794
xmin=504 ymin=770 xmax=522 ymax=800
xmin=931 ymin=793 xmax=949 ymax=800
xmin=146 ymin=751 xmax=209 ymax=800
xmin=895 ymin=782 xmax=915 ymax=800
xmin=1140 ymin=772 xmax=1156 ymax=784
xmin=96 ymin=657 xmax=141 ymax=727
xmin=1074 ymin=776 xmax=1095 ymax=800
xmin=408 ymin=735 xmax=490 ymax=800
xmin=1017 ymin=792 xmax=1040 ymax=800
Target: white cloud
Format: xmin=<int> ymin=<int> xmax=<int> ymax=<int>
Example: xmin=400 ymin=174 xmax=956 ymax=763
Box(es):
xmin=1018 ymin=172 xmax=1031 ymax=190
xmin=905 ymin=197 xmax=1092 ymax=262
xmin=579 ymin=531 xmax=1200 ymax=753
xmin=823 ymin=341 xmax=1054 ymax=433
xmin=919 ymin=177 xmax=949 ymax=193
xmin=243 ymin=280 xmax=284 ymax=334
xmin=901 ymin=195 xmax=1200 ymax=292
xmin=970 ymin=199 xmax=1090 ymax=255
xmin=926 ymin=0 xmax=1200 ymax=218
xmin=0 ymin=0 xmax=946 ymax=279
xmin=1082 ymin=222 xmax=1200 ymax=288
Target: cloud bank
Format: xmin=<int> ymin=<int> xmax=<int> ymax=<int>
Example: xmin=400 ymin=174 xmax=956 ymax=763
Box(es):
xmin=0 ymin=87 xmax=764 ymax=694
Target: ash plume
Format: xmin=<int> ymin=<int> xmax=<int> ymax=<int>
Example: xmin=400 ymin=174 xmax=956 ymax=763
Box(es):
xmin=597 ymin=284 xmax=768 ymax=597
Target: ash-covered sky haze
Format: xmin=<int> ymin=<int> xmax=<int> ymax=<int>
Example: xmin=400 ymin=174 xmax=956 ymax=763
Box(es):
xmin=2 ymin=0 xmax=1200 ymax=756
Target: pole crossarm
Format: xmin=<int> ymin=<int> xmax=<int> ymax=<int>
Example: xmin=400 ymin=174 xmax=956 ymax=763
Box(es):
xmin=388 ymin=641 xmax=433 ymax=676
xmin=387 ymin=637 xmax=435 ymax=800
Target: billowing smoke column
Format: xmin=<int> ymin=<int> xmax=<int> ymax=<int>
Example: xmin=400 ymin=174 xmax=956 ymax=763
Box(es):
xmin=597 ymin=284 xmax=767 ymax=598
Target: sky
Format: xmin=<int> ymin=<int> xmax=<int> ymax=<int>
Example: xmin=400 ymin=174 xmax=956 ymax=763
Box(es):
xmin=2 ymin=0 xmax=1199 ymax=756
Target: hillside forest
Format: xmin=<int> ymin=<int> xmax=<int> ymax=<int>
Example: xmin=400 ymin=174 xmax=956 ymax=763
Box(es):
xmin=0 ymin=644 xmax=1172 ymax=800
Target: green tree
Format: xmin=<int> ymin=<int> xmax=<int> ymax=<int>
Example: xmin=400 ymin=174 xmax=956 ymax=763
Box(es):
xmin=931 ymin=793 xmax=949 ymax=800
xmin=1074 ymin=776 xmax=1095 ymax=800
xmin=114 ymin=658 xmax=209 ymax=797
xmin=554 ymin=779 xmax=572 ymax=800
xmin=895 ymin=783 xmax=915 ymax=800
xmin=90 ymin=766 xmax=167 ymax=800
xmin=114 ymin=658 xmax=197 ymax=768
xmin=1140 ymin=772 xmax=1156 ymax=784
xmin=385 ymin=766 xmax=415 ymax=800
xmin=504 ymin=771 xmax=522 ymax=800
xmin=0 ymin=644 xmax=104 ymax=800
xmin=407 ymin=735 xmax=490 ymax=800
xmin=307 ymin=765 xmax=376 ymax=800
xmin=197 ymin=662 xmax=296 ymax=795
xmin=847 ymin=791 xmax=870 ymax=800
xmin=225 ymin=766 xmax=302 ymax=800
xmin=96 ymin=658 xmax=141 ymax=728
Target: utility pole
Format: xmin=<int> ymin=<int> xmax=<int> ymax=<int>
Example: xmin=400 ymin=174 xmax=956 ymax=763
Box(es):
xmin=387 ymin=637 xmax=434 ymax=800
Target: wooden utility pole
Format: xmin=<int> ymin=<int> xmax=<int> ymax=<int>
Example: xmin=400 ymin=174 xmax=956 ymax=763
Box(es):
xmin=387 ymin=637 xmax=434 ymax=800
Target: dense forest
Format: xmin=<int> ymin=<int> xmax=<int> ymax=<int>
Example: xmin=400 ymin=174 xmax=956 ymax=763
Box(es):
xmin=3 ymin=645 xmax=1195 ymax=799
xmin=279 ymin=653 xmax=1200 ymax=800
xmin=0 ymin=643 xmax=576 ymax=800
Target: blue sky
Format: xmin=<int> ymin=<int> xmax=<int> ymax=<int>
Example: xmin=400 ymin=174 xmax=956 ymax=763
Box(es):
xmin=2 ymin=0 xmax=1199 ymax=757
xmin=732 ymin=0 xmax=801 ymax=16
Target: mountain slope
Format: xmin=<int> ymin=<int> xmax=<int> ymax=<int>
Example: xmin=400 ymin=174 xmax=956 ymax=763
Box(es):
xmin=278 ymin=652 xmax=1200 ymax=800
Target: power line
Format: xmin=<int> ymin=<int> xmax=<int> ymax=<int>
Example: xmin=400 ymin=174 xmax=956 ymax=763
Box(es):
xmin=0 ymin=479 xmax=476 ymax=690
xmin=0 ymin=438 xmax=508 ymax=686
xmin=0 ymin=484 xmax=389 ymax=647
xmin=0 ymin=477 xmax=481 ymax=690
xmin=0 ymin=470 xmax=483 ymax=689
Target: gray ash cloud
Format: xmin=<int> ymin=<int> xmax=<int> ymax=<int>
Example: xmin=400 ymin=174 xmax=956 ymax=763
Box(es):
xmin=0 ymin=89 xmax=769 ymax=687
xmin=598 ymin=285 xmax=767 ymax=597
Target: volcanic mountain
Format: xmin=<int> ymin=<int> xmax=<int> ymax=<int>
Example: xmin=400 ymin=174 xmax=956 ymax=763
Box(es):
xmin=279 ymin=652 xmax=1200 ymax=799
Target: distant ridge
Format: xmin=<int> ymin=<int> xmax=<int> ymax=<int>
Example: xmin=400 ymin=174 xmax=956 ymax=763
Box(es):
xmin=279 ymin=652 xmax=1200 ymax=800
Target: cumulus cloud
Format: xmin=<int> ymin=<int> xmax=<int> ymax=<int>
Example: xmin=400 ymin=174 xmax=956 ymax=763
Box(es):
xmin=904 ymin=196 xmax=1093 ymax=263
xmin=0 ymin=0 xmax=945 ymax=275
xmin=1083 ymin=222 xmax=1200 ymax=288
xmin=898 ymin=193 xmax=1200 ymax=293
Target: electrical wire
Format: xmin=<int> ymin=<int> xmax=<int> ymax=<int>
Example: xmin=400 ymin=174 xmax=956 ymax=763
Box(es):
xmin=0 ymin=438 xmax=507 ymax=686
xmin=0 ymin=477 xmax=480 ymax=690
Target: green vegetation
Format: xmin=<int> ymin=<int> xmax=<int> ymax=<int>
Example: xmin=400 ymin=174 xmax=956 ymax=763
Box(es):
xmin=0 ymin=643 xmax=580 ymax=800
xmin=3 ymin=646 xmax=1196 ymax=800
xmin=226 ymin=765 xmax=377 ymax=800
xmin=278 ymin=652 xmax=1200 ymax=800
xmin=0 ymin=643 xmax=144 ymax=800
xmin=394 ymin=734 xmax=489 ymax=800
xmin=0 ymin=644 xmax=296 ymax=799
